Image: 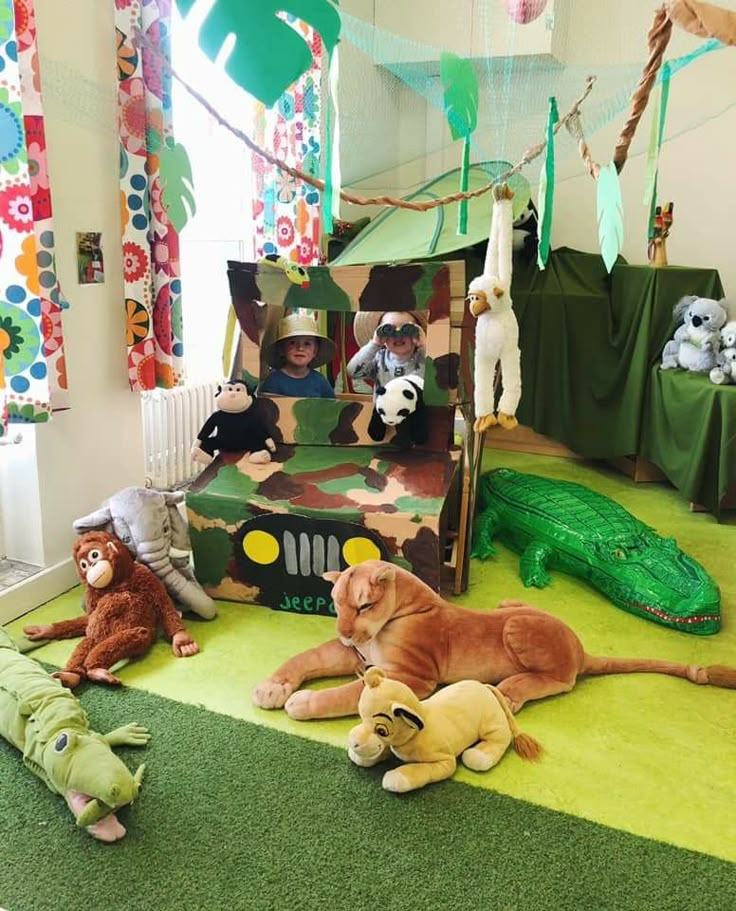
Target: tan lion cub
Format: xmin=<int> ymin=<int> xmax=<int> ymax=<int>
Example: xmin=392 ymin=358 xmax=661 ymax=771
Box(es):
xmin=347 ymin=667 xmax=542 ymax=793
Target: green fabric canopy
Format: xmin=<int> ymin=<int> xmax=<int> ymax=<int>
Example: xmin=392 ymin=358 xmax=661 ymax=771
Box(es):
xmin=333 ymin=162 xmax=531 ymax=266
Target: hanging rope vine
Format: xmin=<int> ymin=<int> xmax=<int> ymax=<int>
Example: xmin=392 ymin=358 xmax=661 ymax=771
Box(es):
xmin=134 ymin=26 xmax=595 ymax=212
xmin=138 ymin=0 xmax=736 ymax=209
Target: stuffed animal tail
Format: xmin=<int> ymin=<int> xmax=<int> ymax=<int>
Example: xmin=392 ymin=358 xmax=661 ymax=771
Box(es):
xmin=582 ymin=655 xmax=736 ymax=688
xmin=486 ymin=684 xmax=543 ymax=761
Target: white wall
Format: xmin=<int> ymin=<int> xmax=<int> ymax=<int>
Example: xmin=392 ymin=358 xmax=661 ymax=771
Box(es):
xmin=1 ymin=0 xmax=145 ymax=615
xmin=551 ymin=0 xmax=736 ymax=296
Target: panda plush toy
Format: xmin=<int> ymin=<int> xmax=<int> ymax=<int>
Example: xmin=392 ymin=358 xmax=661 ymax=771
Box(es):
xmin=368 ymin=375 xmax=428 ymax=448
xmin=512 ymin=200 xmax=538 ymax=258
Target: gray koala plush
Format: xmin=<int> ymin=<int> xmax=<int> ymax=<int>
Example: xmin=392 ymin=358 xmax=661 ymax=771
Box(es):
xmin=74 ymin=487 xmax=217 ymax=619
xmin=709 ymin=321 xmax=736 ymax=385
xmin=660 ymin=296 xmax=729 ymax=372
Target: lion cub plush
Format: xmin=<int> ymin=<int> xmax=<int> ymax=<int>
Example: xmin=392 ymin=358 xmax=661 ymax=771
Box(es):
xmin=347 ymin=667 xmax=542 ymax=793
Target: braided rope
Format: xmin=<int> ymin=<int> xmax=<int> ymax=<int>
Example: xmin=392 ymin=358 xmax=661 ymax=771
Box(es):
xmin=565 ymin=112 xmax=601 ymax=180
xmin=612 ymin=5 xmax=673 ymax=174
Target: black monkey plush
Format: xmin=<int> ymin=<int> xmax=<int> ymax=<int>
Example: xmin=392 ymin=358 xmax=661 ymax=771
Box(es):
xmin=191 ymin=381 xmax=276 ymax=465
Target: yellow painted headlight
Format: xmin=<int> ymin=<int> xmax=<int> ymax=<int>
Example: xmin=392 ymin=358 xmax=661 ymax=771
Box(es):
xmin=243 ymin=530 xmax=280 ymax=565
xmin=342 ymin=537 xmax=381 ymax=566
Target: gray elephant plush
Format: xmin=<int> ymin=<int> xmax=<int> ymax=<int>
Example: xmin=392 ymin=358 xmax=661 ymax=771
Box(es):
xmin=660 ymin=296 xmax=728 ymax=372
xmin=73 ymin=487 xmax=217 ymax=620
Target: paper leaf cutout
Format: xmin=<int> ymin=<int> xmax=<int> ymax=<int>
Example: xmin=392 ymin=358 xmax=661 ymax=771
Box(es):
xmin=440 ymin=53 xmax=479 ymax=141
xmin=160 ymin=139 xmax=196 ymax=233
xmin=597 ymin=161 xmax=624 ymax=273
xmin=173 ymin=0 xmax=341 ymax=108
xmin=440 ymin=53 xmax=478 ymax=236
xmin=536 ymin=96 xmax=559 ymax=270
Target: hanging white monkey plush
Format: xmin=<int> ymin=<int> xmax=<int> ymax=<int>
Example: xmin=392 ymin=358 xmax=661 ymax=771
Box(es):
xmin=468 ymin=183 xmax=522 ymax=433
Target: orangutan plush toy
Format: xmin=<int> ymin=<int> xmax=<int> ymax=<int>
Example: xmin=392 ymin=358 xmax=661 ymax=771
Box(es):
xmin=24 ymin=531 xmax=200 ymax=688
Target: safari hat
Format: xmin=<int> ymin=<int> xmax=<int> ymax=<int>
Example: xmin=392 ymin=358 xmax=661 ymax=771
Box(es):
xmin=352 ymin=310 xmax=428 ymax=348
xmin=264 ymin=312 xmax=336 ymax=369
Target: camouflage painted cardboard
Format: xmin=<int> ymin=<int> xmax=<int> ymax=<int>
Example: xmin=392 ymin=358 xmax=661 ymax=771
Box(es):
xmin=253 ymin=394 xmax=454 ymax=450
xmin=188 ymin=259 xmax=472 ymax=614
xmin=187 ymin=442 xmax=461 ymax=612
xmin=227 ymin=259 xmax=471 ymax=408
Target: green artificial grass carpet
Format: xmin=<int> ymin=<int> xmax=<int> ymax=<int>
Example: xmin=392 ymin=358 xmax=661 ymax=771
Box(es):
xmin=6 ymin=452 xmax=736 ymax=872
xmin=1 ymin=683 xmax=735 ymax=911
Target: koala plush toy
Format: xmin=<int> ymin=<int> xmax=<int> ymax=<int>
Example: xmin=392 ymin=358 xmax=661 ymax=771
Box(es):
xmin=709 ymin=321 xmax=736 ymax=385
xmin=660 ymin=296 xmax=729 ymax=373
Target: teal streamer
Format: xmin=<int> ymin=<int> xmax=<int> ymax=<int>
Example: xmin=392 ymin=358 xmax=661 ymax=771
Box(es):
xmin=648 ymin=62 xmax=671 ymax=242
xmin=537 ymin=96 xmax=559 ymax=271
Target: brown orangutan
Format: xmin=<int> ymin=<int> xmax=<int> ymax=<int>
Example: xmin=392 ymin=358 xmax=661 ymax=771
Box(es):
xmin=24 ymin=530 xmax=200 ymax=688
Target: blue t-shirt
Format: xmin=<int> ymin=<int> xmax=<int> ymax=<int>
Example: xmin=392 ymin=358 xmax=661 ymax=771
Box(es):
xmin=259 ymin=369 xmax=335 ymax=399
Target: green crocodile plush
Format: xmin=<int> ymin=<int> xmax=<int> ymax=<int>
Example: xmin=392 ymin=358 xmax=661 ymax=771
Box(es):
xmin=0 ymin=626 xmax=149 ymax=841
xmin=472 ymin=468 xmax=721 ymax=635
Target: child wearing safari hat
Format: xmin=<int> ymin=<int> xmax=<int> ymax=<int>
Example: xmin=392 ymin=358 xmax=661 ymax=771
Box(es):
xmin=347 ymin=311 xmax=427 ymax=391
xmin=260 ymin=313 xmax=336 ymax=398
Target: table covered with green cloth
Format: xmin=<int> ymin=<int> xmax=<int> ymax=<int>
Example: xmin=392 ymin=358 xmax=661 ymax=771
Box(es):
xmin=511 ymin=247 xmax=724 ymax=458
xmin=640 ymin=371 xmax=736 ymax=516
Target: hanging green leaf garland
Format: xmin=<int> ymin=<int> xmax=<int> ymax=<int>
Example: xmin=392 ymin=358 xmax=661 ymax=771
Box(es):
xmin=440 ymin=52 xmax=479 ymax=236
xmin=596 ymin=161 xmax=624 ymax=273
xmin=536 ymin=96 xmax=559 ymax=270
xmin=159 ymin=138 xmax=197 ymax=233
xmin=173 ymin=0 xmax=341 ymax=108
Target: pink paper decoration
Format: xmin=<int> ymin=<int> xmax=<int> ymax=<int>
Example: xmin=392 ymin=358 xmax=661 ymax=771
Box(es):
xmin=503 ymin=0 xmax=549 ymax=24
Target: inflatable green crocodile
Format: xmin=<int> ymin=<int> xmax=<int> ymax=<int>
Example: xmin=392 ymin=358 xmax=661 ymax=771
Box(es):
xmin=0 ymin=626 xmax=148 ymax=840
xmin=473 ymin=468 xmax=721 ymax=635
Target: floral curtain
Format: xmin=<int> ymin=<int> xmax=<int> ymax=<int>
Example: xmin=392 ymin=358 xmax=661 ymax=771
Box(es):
xmin=116 ymin=0 xmax=183 ymax=391
xmin=252 ymin=20 xmax=323 ymax=266
xmin=0 ymin=0 xmax=68 ymax=436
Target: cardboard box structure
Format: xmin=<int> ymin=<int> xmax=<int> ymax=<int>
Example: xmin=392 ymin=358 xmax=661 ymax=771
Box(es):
xmin=187 ymin=259 xmax=475 ymax=616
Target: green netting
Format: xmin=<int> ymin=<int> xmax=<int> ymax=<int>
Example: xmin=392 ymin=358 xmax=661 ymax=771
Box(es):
xmin=336 ymin=4 xmax=730 ymax=193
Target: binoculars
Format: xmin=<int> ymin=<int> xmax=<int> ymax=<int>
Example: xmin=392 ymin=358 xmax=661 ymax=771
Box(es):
xmin=376 ymin=322 xmax=420 ymax=340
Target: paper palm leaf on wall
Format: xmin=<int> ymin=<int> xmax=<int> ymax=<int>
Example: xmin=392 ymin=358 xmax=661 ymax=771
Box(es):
xmin=173 ymin=0 xmax=341 ymax=108
xmin=160 ymin=139 xmax=197 ymax=233
xmin=440 ymin=53 xmax=479 ymax=235
xmin=596 ymin=162 xmax=624 ymax=273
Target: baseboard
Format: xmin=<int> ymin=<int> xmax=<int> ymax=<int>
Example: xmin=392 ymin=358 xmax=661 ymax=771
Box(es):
xmin=0 ymin=558 xmax=77 ymax=624
xmin=607 ymin=455 xmax=667 ymax=483
xmin=484 ymin=424 xmax=581 ymax=459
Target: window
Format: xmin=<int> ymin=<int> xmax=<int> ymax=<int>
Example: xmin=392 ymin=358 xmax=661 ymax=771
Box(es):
xmin=171 ymin=5 xmax=255 ymax=384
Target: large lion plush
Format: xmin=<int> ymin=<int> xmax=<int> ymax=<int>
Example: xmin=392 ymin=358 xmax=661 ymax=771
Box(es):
xmin=252 ymin=561 xmax=736 ymax=720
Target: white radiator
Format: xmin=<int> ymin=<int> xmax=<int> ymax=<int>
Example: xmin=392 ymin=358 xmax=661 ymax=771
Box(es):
xmin=141 ymin=381 xmax=220 ymax=490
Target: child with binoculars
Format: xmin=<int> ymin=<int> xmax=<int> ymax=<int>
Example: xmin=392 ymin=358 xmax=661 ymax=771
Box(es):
xmin=347 ymin=310 xmax=426 ymax=389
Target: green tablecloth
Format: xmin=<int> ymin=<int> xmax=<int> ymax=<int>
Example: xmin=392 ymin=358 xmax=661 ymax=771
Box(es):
xmin=511 ymin=248 xmax=724 ymax=458
xmin=640 ymin=371 xmax=736 ymax=516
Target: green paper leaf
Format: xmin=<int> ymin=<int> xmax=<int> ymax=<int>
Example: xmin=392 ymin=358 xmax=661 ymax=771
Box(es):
xmin=536 ymin=96 xmax=559 ymax=270
xmin=174 ymin=0 xmax=341 ymax=108
xmin=440 ymin=53 xmax=479 ymax=141
xmin=597 ymin=161 xmax=624 ymax=274
xmin=440 ymin=53 xmax=478 ymax=237
xmin=160 ymin=138 xmax=196 ymax=233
